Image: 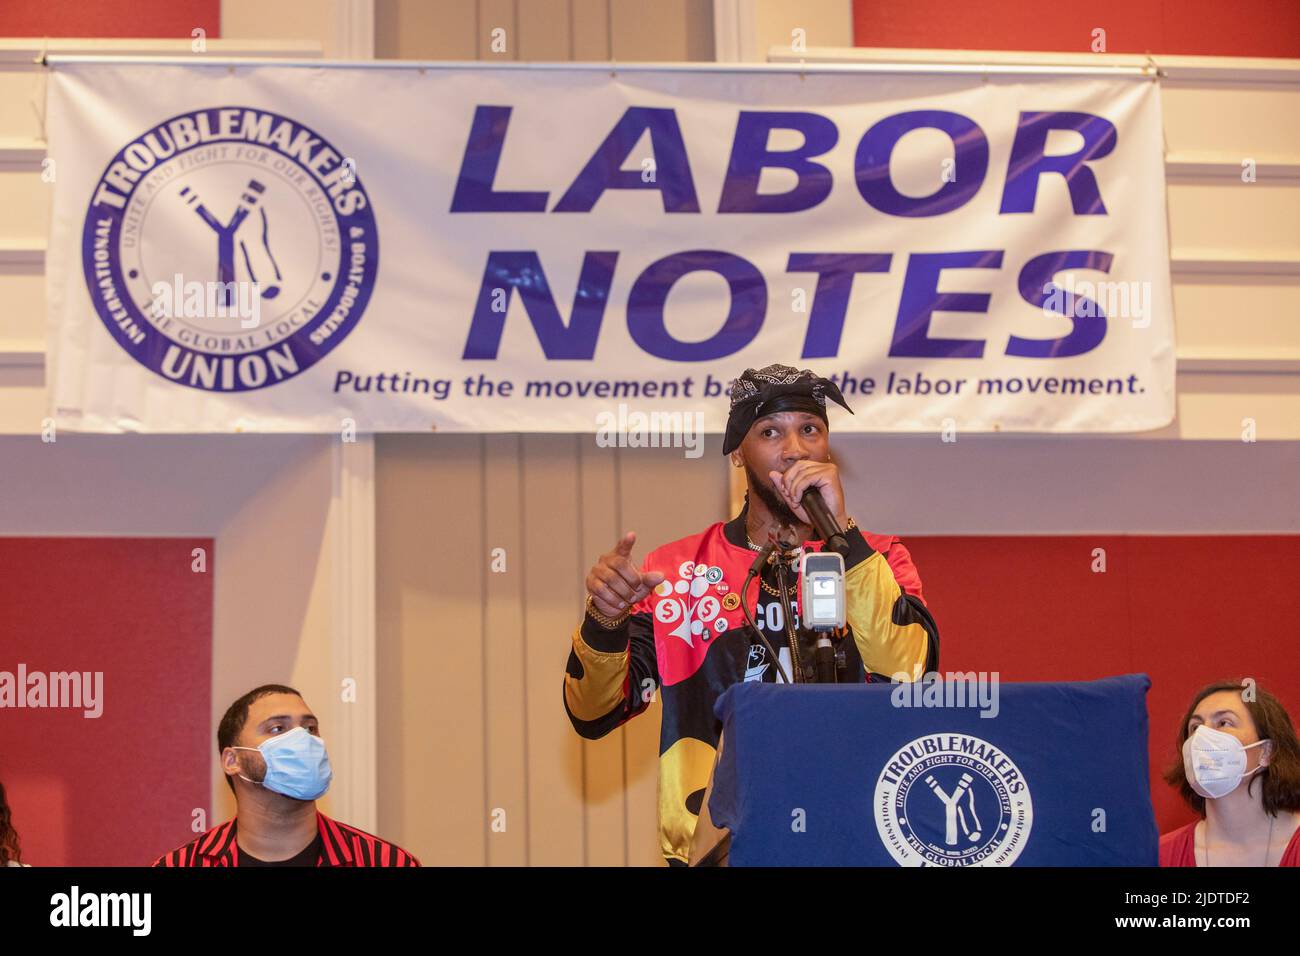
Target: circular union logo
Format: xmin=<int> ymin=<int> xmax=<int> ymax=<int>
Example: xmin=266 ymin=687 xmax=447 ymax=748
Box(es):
xmin=82 ymin=106 xmax=378 ymax=392
xmin=874 ymin=732 xmax=1033 ymax=867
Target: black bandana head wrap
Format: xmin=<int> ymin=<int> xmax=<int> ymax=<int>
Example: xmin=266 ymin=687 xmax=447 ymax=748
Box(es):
xmin=721 ymin=364 xmax=853 ymax=456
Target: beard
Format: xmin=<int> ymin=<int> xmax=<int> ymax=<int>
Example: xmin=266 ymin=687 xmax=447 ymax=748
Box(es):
xmin=233 ymin=751 xmax=267 ymax=784
xmin=744 ymin=462 xmax=802 ymax=529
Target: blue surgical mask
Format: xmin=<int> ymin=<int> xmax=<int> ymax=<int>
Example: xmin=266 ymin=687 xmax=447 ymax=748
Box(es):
xmin=232 ymin=726 xmax=333 ymax=800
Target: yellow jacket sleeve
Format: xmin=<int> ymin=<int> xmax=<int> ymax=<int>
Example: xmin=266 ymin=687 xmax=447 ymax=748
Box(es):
xmin=563 ymin=612 xmax=658 ymax=738
xmin=842 ymin=531 xmax=935 ymax=681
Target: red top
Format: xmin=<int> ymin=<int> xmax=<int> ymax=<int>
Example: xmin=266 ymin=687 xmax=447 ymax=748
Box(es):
xmin=1159 ymin=819 xmax=1300 ymax=867
xmin=154 ymin=810 xmax=419 ymax=867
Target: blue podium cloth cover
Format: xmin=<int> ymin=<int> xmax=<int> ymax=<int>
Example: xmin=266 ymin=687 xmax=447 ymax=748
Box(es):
xmin=709 ymin=674 xmax=1157 ymax=866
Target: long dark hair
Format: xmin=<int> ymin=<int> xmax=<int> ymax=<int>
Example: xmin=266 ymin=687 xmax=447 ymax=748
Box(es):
xmin=0 ymin=780 xmax=21 ymax=864
xmin=1163 ymin=679 xmax=1300 ymax=818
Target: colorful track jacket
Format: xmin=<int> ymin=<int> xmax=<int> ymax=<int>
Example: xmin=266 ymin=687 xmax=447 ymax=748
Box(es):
xmin=563 ymin=510 xmax=939 ymax=864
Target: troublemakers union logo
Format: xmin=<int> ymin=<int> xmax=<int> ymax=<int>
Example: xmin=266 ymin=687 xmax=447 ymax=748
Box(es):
xmin=82 ymin=107 xmax=378 ymax=392
xmin=874 ymin=733 xmax=1033 ymax=866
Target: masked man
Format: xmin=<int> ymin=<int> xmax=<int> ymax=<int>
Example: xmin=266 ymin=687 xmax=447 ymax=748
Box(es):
xmin=563 ymin=364 xmax=939 ymax=865
xmin=155 ymin=684 xmax=419 ymax=866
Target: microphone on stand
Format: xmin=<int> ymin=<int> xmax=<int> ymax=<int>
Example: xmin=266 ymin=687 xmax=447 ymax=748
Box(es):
xmin=799 ymin=487 xmax=849 ymax=683
xmin=740 ymin=535 xmax=791 ymax=684
xmin=746 ymin=536 xmax=775 ymax=580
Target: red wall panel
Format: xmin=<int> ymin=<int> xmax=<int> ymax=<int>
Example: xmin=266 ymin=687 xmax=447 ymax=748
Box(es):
xmin=1 ymin=531 xmax=1293 ymax=860
xmin=0 ymin=0 xmax=219 ymax=38
xmin=909 ymin=534 xmax=1300 ymax=835
xmin=0 ymin=538 xmax=212 ymax=866
xmin=853 ymin=0 xmax=1300 ymax=58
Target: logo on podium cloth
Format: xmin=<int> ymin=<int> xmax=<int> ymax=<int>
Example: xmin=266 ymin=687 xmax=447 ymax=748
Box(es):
xmin=874 ymin=732 xmax=1033 ymax=866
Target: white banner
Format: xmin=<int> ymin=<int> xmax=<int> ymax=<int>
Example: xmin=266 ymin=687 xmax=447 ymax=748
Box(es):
xmin=45 ymin=60 xmax=1175 ymax=434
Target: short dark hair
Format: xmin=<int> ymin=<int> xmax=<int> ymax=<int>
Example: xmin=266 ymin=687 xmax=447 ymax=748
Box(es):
xmin=217 ymin=684 xmax=303 ymax=793
xmin=1163 ymin=679 xmax=1300 ymax=818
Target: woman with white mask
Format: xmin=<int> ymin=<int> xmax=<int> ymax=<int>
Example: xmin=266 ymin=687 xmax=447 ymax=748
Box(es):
xmin=1160 ymin=680 xmax=1300 ymax=866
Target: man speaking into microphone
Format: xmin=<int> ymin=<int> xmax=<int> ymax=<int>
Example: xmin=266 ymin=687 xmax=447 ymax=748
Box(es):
xmin=562 ymin=363 xmax=939 ymax=866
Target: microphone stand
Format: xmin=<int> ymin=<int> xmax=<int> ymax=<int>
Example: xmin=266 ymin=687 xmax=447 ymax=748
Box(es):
xmin=748 ymin=497 xmax=852 ymax=684
xmin=812 ymin=631 xmax=838 ymax=684
xmin=740 ymin=533 xmax=791 ymax=684
xmin=770 ymin=541 xmax=806 ymax=683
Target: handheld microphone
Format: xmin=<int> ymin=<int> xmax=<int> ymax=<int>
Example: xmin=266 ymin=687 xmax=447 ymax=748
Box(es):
xmin=800 ymin=487 xmax=850 ymax=559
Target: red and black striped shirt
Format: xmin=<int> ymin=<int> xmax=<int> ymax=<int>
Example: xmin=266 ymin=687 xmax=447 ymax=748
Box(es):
xmin=154 ymin=811 xmax=420 ymax=867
